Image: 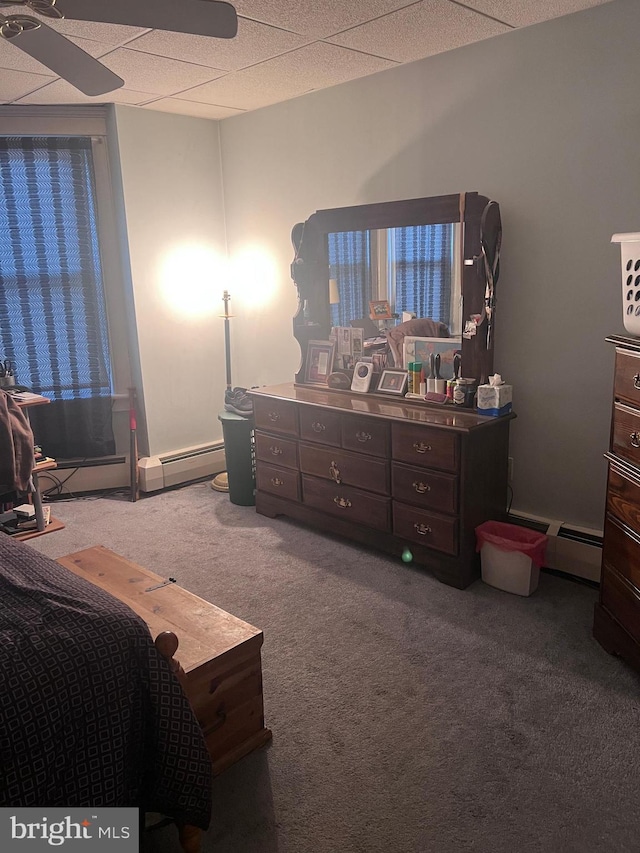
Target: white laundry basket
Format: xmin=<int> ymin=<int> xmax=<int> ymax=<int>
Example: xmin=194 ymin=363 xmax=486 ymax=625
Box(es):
xmin=612 ymin=232 xmax=640 ymax=336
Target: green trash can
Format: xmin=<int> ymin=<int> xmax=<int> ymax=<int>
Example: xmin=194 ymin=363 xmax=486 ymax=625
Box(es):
xmin=218 ymin=411 xmax=256 ymax=506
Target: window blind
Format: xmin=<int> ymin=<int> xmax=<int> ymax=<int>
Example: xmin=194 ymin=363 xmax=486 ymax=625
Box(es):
xmin=328 ymin=230 xmax=371 ymax=328
xmin=393 ymin=224 xmax=453 ymax=326
xmin=0 ymin=137 xmax=115 ymax=459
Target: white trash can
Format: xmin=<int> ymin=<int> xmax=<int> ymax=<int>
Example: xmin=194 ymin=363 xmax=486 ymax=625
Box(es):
xmin=475 ymin=521 xmax=548 ymax=597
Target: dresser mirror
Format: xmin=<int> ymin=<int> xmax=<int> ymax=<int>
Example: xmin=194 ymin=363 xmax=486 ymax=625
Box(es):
xmin=290 ymin=192 xmax=500 ymax=389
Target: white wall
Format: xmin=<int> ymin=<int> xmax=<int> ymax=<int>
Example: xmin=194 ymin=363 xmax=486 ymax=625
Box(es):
xmin=111 ymin=106 xmax=228 ymax=457
xmin=217 ymin=0 xmax=640 ymax=531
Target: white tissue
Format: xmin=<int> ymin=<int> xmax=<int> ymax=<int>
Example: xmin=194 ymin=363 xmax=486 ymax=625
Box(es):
xmin=489 ymin=374 xmax=504 ymax=387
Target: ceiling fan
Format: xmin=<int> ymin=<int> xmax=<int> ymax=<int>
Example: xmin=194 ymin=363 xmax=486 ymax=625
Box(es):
xmin=0 ymin=0 xmax=238 ymax=96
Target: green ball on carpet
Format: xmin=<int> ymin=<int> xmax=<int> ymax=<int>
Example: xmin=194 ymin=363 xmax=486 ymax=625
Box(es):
xmin=401 ymin=548 xmax=413 ymax=563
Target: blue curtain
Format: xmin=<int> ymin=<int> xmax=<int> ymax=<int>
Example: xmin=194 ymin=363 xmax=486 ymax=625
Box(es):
xmin=0 ymin=137 xmax=115 ymax=459
xmin=393 ymin=224 xmax=453 ymax=326
xmin=328 ymin=230 xmax=371 ymax=327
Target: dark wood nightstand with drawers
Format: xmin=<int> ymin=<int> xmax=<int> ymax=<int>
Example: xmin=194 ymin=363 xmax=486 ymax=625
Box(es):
xmin=250 ymin=383 xmax=513 ymax=590
xmin=594 ymin=335 xmax=640 ymax=672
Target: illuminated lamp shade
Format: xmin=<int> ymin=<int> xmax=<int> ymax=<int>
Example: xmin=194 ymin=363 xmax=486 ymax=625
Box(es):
xmin=329 ymin=278 xmax=340 ymax=305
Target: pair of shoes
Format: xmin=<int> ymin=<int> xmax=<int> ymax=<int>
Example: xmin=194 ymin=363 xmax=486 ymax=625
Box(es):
xmin=224 ymin=387 xmax=253 ymax=417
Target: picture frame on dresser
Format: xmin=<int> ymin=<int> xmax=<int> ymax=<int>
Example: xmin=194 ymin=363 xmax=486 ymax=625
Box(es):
xmin=378 ymin=369 xmax=408 ymax=395
xmin=304 ymin=340 xmax=335 ymax=386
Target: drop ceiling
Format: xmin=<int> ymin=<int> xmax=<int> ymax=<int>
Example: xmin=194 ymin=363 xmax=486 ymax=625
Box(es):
xmin=0 ymin=1 xmax=614 ymax=119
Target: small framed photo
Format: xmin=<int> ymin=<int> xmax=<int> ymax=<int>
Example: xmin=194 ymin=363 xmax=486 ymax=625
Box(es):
xmin=304 ymin=340 xmax=335 ymax=386
xmin=369 ymin=299 xmax=392 ymax=320
xmin=378 ymin=369 xmax=408 ymax=396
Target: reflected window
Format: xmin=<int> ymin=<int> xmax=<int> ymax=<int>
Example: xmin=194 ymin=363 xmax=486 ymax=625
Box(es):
xmin=328 ymin=223 xmax=458 ymax=333
xmin=327 ymin=230 xmax=371 ymax=327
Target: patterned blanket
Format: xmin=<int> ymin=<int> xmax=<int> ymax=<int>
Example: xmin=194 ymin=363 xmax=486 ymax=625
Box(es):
xmin=0 ymin=534 xmax=212 ymax=829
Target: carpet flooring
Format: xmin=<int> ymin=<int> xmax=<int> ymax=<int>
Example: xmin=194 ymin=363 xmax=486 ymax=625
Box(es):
xmin=29 ymin=482 xmax=640 ymax=853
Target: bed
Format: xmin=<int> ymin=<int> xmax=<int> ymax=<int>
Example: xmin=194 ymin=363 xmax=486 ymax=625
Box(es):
xmin=0 ymin=533 xmax=212 ymax=851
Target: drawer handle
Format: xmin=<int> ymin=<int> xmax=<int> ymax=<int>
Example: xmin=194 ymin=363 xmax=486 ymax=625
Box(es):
xmin=634 ymin=373 xmax=640 ymax=390
xmin=271 ymin=476 xmax=284 ymax=487
xmin=269 ymin=445 xmax=283 ymax=456
xmin=334 ymin=496 xmax=352 ymax=508
xmin=413 ymin=481 xmax=431 ymax=494
xmin=329 ymin=461 xmax=342 ymax=484
xmin=312 ymin=421 xmax=326 ymax=433
xmin=413 ymin=442 xmax=432 ymax=454
xmin=356 ymin=431 xmax=372 ymax=443
xmin=268 ymin=411 xmax=280 ymax=422
xmin=630 ymin=432 xmax=640 ymax=449
xmin=414 ymin=522 xmax=432 ymax=536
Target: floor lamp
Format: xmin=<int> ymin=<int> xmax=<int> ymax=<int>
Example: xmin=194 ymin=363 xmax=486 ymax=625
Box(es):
xmin=210 ymin=290 xmax=232 ymax=493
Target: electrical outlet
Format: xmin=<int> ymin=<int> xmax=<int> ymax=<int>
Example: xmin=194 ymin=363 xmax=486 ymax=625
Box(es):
xmin=508 ymin=457 xmax=514 ymax=483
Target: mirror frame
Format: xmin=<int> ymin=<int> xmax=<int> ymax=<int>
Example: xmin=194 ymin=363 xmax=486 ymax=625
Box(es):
xmin=291 ymin=191 xmax=498 ymax=388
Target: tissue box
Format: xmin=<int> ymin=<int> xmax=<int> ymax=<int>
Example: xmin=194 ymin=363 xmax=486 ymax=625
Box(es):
xmin=477 ymin=383 xmax=512 ymax=417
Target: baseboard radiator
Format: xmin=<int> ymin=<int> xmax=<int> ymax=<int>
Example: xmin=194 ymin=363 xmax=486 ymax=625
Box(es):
xmin=508 ymin=510 xmax=603 ymax=583
xmin=138 ymin=442 xmax=226 ymax=492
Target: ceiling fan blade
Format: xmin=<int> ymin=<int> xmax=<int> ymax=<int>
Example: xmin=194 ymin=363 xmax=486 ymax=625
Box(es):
xmin=57 ymin=0 xmax=238 ymax=39
xmin=5 ymin=17 xmax=124 ymax=95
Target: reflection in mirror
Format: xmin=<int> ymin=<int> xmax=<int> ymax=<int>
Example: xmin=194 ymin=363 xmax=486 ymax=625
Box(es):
xmin=327 ymin=223 xmax=462 ymax=336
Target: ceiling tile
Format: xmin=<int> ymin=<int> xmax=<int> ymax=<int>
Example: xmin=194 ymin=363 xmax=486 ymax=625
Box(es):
xmin=328 ymin=0 xmax=510 ymax=63
xmin=14 ymin=79 xmax=155 ymax=106
xmin=143 ymin=98 xmax=246 ymax=120
xmin=458 ymin=0 xmax=613 ymax=28
xmin=178 ymin=41 xmax=397 ymax=111
xmin=125 ymin=18 xmax=313 ymax=72
xmin=96 ymin=49 xmax=225 ymax=96
xmin=234 ymin=0 xmax=416 ymax=38
xmin=0 ymin=69 xmax=53 ymax=103
xmin=0 ymin=1 xmax=620 ymax=116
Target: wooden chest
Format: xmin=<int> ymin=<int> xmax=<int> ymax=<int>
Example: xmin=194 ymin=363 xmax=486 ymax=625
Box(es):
xmin=56 ymin=546 xmax=272 ymax=776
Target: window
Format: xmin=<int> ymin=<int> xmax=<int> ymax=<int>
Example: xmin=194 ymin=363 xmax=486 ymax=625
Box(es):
xmin=0 ymin=134 xmax=115 ymax=458
xmin=390 ymin=223 xmax=454 ymax=328
xmin=327 ymin=223 xmax=457 ymax=332
xmin=328 ymin=230 xmax=371 ymax=328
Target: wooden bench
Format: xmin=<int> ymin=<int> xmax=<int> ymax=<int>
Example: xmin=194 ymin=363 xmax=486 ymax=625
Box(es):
xmin=56 ymin=546 xmax=272 ymax=779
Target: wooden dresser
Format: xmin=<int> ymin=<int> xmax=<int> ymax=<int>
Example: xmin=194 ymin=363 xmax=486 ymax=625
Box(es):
xmin=250 ymin=383 xmax=513 ymax=589
xmin=594 ymin=335 xmax=640 ymax=672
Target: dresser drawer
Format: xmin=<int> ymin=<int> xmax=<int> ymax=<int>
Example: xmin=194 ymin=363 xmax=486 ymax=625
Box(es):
xmin=606 ymin=464 xmax=640 ymax=535
xmin=299 ymin=443 xmax=389 ymax=495
xmin=253 ymin=397 xmax=298 ymax=436
xmin=255 ymin=431 xmax=298 ymax=470
xmin=614 ymin=348 xmax=640 ymax=407
xmin=392 ymin=463 xmax=458 ymax=514
xmin=392 ymin=423 xmax=458 ymax=472
xmin=601 ymin=565 xmax=640 ymax=646
xmin=602 ymin=514 xmax=640 ymax=594
xmin=392 ymin=501 xmax=458 ymax=555
xmin=611 ymin=403 xmax=640 ymax=468
xmin=299 ymin=406 xmax=341 ymax=445
xmin=341 ymin=415 xmax=390 ymax=458
xmin=256 ymin=463 xmax=300 ymax=501
xmin=302 ymin=475 xmax=391 ymax=531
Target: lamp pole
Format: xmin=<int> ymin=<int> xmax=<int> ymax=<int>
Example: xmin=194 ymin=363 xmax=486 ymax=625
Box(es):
xmin=221 ymin=289 xmax=232 ymax=391
xmin=210 ymin=290 xmax=233 ymax=494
